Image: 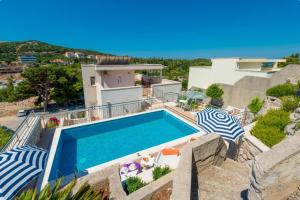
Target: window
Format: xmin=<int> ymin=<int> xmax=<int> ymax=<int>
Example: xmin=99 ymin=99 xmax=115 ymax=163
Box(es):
xmin=90 ymin=76 xmax=95 ymax=86
xmin=117 ymin=76 xmax=122 ymax=84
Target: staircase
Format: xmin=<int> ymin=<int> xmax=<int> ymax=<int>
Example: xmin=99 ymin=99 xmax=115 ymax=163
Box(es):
xmin=197 ymin=159 xmax=250 ymax=200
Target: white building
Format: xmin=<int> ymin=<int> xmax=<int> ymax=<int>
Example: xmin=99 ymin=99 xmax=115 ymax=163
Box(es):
xmin=188 ymin=58 xmax=286 ymax=89
xmin=18 ymin=55 xmax=37 ymax=64
xmin=64 ymin=52 xmax=76 ymax=58
xmin=82 ymin=57 xmax=182 ymax=107
xmin=75 ymin=52 xmax=85 ymax=59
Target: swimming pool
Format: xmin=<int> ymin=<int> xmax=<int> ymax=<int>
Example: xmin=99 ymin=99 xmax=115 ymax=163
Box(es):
xmin=42 ymin=109 xmax=201 ymax=185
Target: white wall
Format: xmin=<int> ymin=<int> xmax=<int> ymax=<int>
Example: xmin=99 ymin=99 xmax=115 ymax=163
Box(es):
xmin=151 ymin=82 xmax=182 ymax=102
xmin=98 ymin=86 xmax=143 ymax=105
xmin=82 ymin=66 xmax=98 ymax=107
xmin=188 ymin=58 xmax=272 ymax=89
xmin=101 ymin=70 xmax=135 ymax=88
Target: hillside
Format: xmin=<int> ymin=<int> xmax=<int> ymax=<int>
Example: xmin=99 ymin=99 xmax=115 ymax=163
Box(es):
xmin=0 ymin=40 xmax=109 ymax=63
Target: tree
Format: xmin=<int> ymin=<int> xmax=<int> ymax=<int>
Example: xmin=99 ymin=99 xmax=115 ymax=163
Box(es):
xmin=21 ymin=65 xmax=59 ymax=112
xmin=50 ymin=65 xmax=83 ymax=106
xmin=0 ymin=78 xmax=17 ymax=102
xmin=206 ymin=84 xmax=224 ymax=100
xmin=19 ymin=64 xmax=83 ymax=111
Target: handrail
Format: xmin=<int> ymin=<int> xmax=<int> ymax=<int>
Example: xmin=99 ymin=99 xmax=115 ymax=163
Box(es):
xmin=0 ymin=111 xmax=37 ymax=152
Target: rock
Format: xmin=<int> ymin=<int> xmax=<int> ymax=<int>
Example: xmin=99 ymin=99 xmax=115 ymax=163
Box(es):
xmin=294 ymin=108 xmax=300 ymax=120
xmin=285 ymin=123 xmax=297 ymax=136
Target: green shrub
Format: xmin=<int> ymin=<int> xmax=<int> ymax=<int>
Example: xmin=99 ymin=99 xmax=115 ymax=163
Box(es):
xmin=0 ymin=126 xmax=13 ymax=149
xmin=251 ymin=124 xmax=285 ymax=147
xmin=125 ymin=177 xmax=147 ymax=194
xmin=17 ymin=178 xmax=102 ymax=200
xmin=257 ymin=109 xmax=290 ymax=130
xmin=248 ymin=97 xmax=264 ymax=114
xmin=266 ymin=83 xmax=296 ymax=97
xmin=206 ymin=84 xmax=224 ymax=100
xmin=251 ymin=109 xmax=290 ymax=147
xmin=281 ymin=96 xmax=300 ymax=112
xmin=152 ymin=166 xmax=171 ymax=180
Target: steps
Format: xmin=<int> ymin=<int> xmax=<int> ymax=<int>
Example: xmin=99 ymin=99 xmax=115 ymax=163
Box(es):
xmin=197 ymin=159 xmax=250 ymax=200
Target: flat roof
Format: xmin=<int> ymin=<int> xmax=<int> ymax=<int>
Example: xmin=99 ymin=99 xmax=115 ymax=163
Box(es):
xmin=237 ymin=58 xmax=286 ymax=63
xmin=83 ymin=64 xmax=164 ymax=71
xmin=211 ymin=58 xmax=286 ymax=63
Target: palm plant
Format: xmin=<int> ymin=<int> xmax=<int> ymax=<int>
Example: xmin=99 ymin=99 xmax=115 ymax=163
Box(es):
xmin=16 ymin=179 xmax=102 ymax=200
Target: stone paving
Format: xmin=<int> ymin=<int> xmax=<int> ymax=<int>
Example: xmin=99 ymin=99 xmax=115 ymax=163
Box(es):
xmin=197 ymin=159 xmax=250 ymax=200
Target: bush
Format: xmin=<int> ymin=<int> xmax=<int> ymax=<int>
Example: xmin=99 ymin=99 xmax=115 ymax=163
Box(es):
xmin=281 ymin=96 xmax=300 ymax=112
xmin=152 ymin=166 xmax=171 ymax=180
xmin=248 ymin=97 xmax=264 ymax=114
xmin=0 ymin=126 xmax=13 ymax=148
xmin=251 ymin=109 xmax=290 ymax=147
xmin=47 ymin=116 xmax=59 ymax=128
xmin=266 ymin=83 xmax=296 ymax=97
xmin=17 ymin=178 xmax=102 ymax=200
xmin=251 ymin=124 xmax=285 ymax=147
xmin=206 ymin=84 xmax=224 ymax=100
xmin=125 ymin=177 xmax=147 ymax=194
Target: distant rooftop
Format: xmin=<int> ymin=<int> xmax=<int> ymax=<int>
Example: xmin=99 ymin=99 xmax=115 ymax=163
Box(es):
xmin=82 ymin=63 xmax=164 ymax=71
xmin=96 ymin=55 xmax=131 ymax=65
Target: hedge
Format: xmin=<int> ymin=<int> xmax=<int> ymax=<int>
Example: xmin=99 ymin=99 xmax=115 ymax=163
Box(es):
xmin=251 ymin=109 xmax=290 ymax=147
xmin=281 ymin=96 xmax=300 ymax=112
xmin=266 ymin=83 xmax=296 ymax=97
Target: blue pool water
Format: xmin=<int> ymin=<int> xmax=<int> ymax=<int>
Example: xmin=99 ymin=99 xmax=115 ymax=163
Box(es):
xmin=49 ymin=110 xmax=198 ymax=181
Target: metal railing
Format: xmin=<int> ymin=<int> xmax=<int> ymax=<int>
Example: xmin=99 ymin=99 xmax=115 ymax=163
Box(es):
xmin=0 ymin=112 xmax=42 ymax=152
xmin=39 ymin=97 xmax=159 ymax=128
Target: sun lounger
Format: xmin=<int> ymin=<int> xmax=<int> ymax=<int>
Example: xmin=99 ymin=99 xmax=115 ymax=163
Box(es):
xmin=154 ymin=148 xmax=181 ymax=169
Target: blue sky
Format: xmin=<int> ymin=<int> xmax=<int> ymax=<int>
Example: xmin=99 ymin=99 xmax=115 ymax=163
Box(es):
xmin=0 ymin=0 xmax=300 ymax=58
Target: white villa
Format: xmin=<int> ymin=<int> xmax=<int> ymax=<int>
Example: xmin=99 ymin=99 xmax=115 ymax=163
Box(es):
xmin=188 ymin=58 xmax=286 ymax=89
xmin=81 ymin=56 xmax=182 ymax=107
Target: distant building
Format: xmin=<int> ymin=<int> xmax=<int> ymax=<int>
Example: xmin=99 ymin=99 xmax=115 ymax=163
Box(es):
xmin=74 ymin=52 xmax=85 ymax=59
xmin=18 ymin=55 xmax=37 ymax=64
xmin=64 ymin=52 xmax=76 ymax=58
xmin=49 ymin=59 xmax=68 ymax=65
xmin=87 ymin=55 xmax=96 ymax=59
xmin=188 ymin=58 xmax=286 ymax=89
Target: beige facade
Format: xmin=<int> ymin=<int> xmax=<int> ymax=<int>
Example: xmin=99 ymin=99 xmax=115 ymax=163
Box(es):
xmin=81 ymin=64 xmax=165 ymax=107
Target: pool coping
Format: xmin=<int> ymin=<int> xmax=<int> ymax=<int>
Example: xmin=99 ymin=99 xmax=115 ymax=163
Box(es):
xmin=40 ymin=108 xmax=204 ymax=189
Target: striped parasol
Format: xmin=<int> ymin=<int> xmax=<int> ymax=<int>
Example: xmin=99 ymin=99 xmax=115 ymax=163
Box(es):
xmin=196 ymin=107 xmax=244 ymax=141
xmin=0 ymin=146 xmax=47 ymax=200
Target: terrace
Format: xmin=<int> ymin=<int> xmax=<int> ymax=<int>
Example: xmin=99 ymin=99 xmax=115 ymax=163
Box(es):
xmin=81 ymin=56 xmax=182 ymax=107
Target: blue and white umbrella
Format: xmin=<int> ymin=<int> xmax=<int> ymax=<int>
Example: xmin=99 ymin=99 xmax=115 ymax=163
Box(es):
xmin=0 ymin=146 xmax=48 ymax=200
xmin=196 ymin=107 xmax=244 ymax=141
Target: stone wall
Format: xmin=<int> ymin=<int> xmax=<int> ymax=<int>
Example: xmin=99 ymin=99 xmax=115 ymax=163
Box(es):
xmin=0 ymin=97 xmax=37 ymax=117
xmin=221 ymin=64 xmax=300 ymax=108
xmin=109 ymin=164 xmax=174 ymax=200
xmin=248 ymin=133 xmax=300 ymax=200
xmin=238 ymin=138 xmax=263 ymax=163
xmin=172 ymin=134 xmax=227 ymax=200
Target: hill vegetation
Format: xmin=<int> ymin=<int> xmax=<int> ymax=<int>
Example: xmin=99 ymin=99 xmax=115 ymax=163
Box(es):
xmin=0 ymin=40 xmax=108 ymax=64
xmin=131 ymin=57 xmax=211 ymax=89
xmin=279 ymin=53 xmax=300 ymax=67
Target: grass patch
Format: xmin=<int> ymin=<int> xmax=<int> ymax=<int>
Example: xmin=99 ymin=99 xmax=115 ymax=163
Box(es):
xmin=152 ymin=166 xmax=171 ymax=181
xmin=251 ymin=109 xmax=290 ymax=147
xmin=125 ymin=177 xmax=147 ymax=194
